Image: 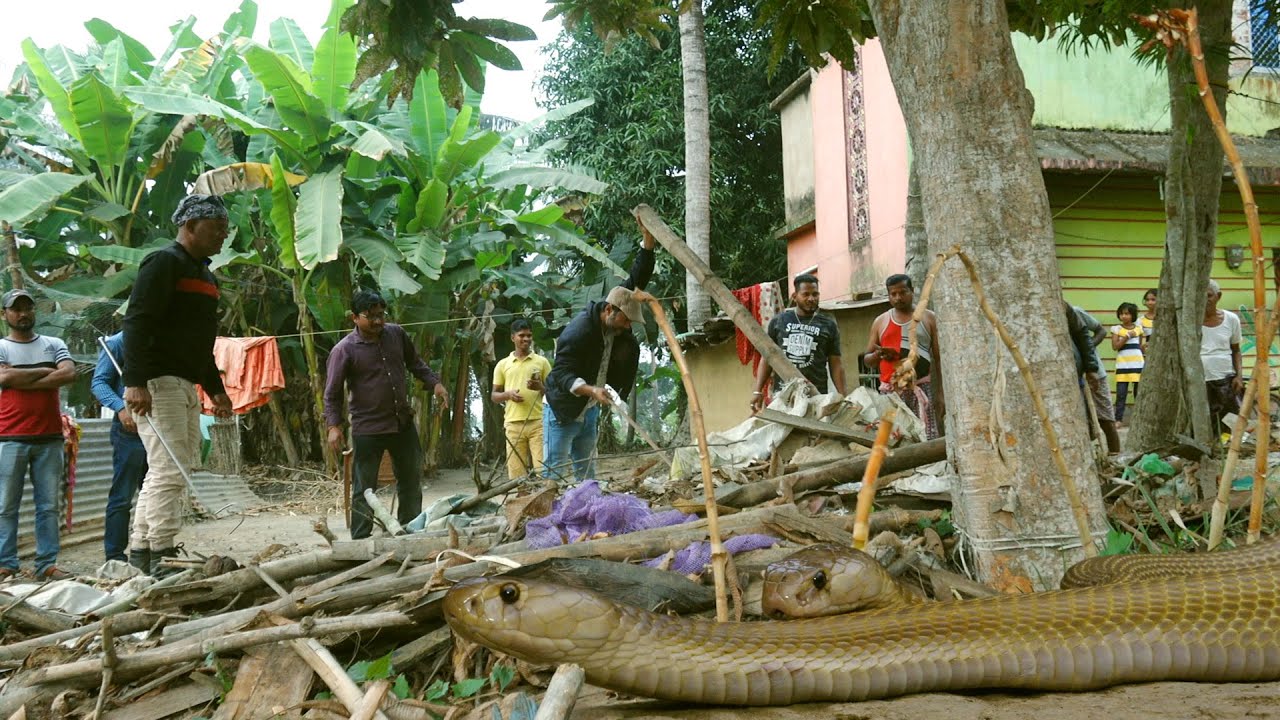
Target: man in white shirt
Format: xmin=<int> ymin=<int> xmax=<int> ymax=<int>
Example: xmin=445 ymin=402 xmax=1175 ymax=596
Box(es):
xmin=1201 ymin=279 xmax=1242 ymax=435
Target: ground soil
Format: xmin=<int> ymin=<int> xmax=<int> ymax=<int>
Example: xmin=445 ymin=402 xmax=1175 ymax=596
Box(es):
xmin=47 ymin=462 xmax=1280 ymax=719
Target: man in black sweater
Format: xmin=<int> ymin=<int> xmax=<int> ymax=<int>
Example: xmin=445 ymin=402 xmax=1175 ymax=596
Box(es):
xmin=543 ymin=230 xmax=656 ymax=481
xmin=122 ymin=194 xmax=232 ymax=575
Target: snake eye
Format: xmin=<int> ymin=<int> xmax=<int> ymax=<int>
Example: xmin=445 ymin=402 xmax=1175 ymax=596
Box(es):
xmin=499 ymin=583 xmax=520 ymax=604
xmin=812 ymin=570 xmax=827 ymax=590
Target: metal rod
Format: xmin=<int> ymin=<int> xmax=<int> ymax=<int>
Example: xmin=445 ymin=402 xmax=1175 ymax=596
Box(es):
xmin=96 ymin=336 xmax=200 ymax=497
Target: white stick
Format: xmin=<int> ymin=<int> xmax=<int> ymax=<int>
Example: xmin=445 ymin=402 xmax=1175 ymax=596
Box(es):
xmin=533 ymin=664 xmax=585 ymax=720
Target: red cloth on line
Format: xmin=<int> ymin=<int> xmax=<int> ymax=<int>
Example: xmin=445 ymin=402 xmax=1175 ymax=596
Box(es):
xmin=62 ymin=414 xmax=81 ymax=529
xmin=198 ymin=336 xmax=286 ymax=414
xmin=731 ymin=284 xmax=765 ymax=372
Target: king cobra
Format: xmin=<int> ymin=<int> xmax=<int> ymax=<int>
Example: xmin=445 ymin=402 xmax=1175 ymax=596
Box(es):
xmin=444 ymin=541 xmax=1280 ymax=705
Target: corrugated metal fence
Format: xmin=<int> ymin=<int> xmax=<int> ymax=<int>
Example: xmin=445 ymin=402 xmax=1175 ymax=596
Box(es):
xmin=14 ymin=418 xmax=114 ymax=551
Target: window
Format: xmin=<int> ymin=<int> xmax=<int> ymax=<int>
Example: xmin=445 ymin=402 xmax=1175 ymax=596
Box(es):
xmin=1250 ymin=0 xmax=1280 ymax=70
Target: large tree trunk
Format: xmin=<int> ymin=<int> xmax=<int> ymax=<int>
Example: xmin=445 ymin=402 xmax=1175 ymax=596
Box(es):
xmin=866 ymin=0 xmax=1107 ymax=589
xmin=903 ymin=160 xmax=928 ymax=290
xmin=1125 ymin=0 xmax=1230 ymax=457
xmin=679 ymin=1 xmax=713 ymax=329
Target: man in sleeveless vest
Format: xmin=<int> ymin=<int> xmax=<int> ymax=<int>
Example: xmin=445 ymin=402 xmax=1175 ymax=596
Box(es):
xmin=864 ymin=274 xmax=944 ymax=439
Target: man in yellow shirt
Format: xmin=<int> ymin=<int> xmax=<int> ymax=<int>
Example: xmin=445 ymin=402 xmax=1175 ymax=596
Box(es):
xmin=491 ymin=319 xmax=552 ymax=479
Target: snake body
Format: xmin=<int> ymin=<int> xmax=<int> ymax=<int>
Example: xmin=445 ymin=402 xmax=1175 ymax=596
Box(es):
xmin=444 ymin=564 xmax=1280 ymax=705
xmin=1061 ymin=537 xmax=1280 ymax=587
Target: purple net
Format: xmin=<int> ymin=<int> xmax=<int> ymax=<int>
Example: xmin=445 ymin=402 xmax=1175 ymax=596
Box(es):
xmin=523 ymin=481 xmax=777 ymax=574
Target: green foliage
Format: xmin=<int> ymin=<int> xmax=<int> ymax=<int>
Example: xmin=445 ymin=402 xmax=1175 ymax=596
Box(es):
xmin=1099 ymin=527 xmax=1136 ymax=556
xmin=918 ymin=509 xmax=955 ymax=538
xmin=538 ymin=0 xmax=802 ymax=307
xmin=346 ymin=652 xmax=395 ymax=682
xmin=340 ymin=0 xmax=535 ymax=107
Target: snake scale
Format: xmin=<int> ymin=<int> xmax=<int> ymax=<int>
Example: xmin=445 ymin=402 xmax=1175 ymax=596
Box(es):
xmin=443 ymin=541 xmax=1280 ymax=706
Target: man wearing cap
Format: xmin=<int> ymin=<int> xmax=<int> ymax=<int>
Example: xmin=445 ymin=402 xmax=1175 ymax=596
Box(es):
xmin=543 ymin=230 xmax=656 ymax=482
xmin=122 ymin=194 xmax=233 ymax=575
xmin=0 ymin=289 xmax=76 ymax=581
xmin=324 ymin=289 xmax=449 ymax=540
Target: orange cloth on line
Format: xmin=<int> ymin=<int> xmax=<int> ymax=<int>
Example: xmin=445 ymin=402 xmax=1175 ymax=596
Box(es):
xmin=197 ymin=336 xmax=286 ymax=414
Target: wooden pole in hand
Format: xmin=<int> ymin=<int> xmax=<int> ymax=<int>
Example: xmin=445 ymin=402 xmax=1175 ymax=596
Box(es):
xmin=633 ymin=205 xmax=805 ymax=386
xmin=634 ymin=290 xmax=729 ymax=622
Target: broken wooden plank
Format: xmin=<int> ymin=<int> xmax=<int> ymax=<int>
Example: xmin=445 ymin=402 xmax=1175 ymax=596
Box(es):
xmin=101 ymin=682 xmax=219 ymax=720
xmin=754 ymin=408 xmax=879 ymax=447
xmin=212 ymin=642 xmax=315 ymax=720
xmin=0 ymin=591 xmax=77 ymax=634
xmin=720 ymin=437 xmax=948 ymax=508
xmin=330 ymin=520 xmax=503 ymax=561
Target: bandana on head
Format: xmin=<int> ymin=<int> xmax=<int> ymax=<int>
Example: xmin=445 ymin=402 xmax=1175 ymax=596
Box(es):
xmin=171 ymin=194 xmax=228 ymax=227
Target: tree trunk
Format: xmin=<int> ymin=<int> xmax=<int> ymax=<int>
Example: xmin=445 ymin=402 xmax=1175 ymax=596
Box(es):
xmin=1125 ymin=0 xmax=1230 ymax=455
xmin=865 ymin=0 xmax=1107 ymax=589
xmin=679 ymin=1 xmax=713 ymax=329
xmin=903 ymin=160 xmax=928 ymax=291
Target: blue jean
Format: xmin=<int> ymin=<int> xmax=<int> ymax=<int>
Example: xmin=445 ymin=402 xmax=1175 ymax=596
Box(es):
xmin=0 ymin=439 xmax=64 ymax=574
xmin=542 ymin=404 xmax=599 ymax=482
xmin=104 ymin=421 xmax=148 ymax=562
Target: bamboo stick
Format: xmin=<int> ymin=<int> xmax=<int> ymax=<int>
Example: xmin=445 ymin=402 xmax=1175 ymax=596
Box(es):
xmin=291 ymin=637 xmax=391 ymax=720
xmin=1210 ymin=370 xmax=1258 ymax=548
xmin=852 ymin=406 xmax=897 ymax=550
xmin=907 ymin=246 xmax=1098 ymax=556
xmin=633 ymin=290 xmax=729 ymax=622
xmin=1140 ymin=8 xmax=1273 ymax=544
xmin=533 ymin=664 xmax=585 ymax=720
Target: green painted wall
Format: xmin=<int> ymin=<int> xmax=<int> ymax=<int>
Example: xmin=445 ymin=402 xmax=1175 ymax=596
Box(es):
xmin=1053 ymin=172 xmax=1280 ymax=385
xmin=1013 ymin=33 xmax=1280 ymax=136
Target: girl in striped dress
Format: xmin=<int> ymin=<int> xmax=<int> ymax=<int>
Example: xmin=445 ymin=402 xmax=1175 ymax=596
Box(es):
xmin=1110 ymin=302 xmax=1145 ymax=421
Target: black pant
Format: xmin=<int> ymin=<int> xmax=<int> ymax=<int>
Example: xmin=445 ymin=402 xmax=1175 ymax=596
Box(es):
xmin=350 ymin=423 xmax=423 ymax=539
xmin=1206 ymin=375 xmax=1242 ymax=436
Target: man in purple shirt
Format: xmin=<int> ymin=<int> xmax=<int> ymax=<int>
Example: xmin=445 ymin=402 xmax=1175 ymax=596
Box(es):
xmin=324 ymin=290 xmax=449 ymax=539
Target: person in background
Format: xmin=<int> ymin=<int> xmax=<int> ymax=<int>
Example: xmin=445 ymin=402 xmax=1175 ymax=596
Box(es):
xmin=324 ymin=290 xmax=449 ymax=540
xmin=0 ymin=289 xmax=76 ymax=581
xmin=123 ymin=193 xmax=233 ymax=576
xmin=863 ymin=273 xmax=943 ymax=438
xmin=91 ymin=331 xmax=148 ymax=565
xmin=1072 ymin=304 xmax=1121 ymax=453
xmin=750 ymin=273 xmax=847 ymax=412
xmin=491 ymin=318 xmax=551 ymax=479
xmin=1110 ymin=302 xmax=1144 ymax=423
xmin=1141 ymin=288 xmax=1157 ymax=338
xmin=543 ymin=229 xmax=656 ymax=482
xmin=1201 ymin=279 xmax=1242 ymax=435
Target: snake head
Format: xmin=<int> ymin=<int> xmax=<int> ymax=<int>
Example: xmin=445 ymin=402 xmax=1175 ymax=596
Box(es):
xmin=443 ymin=577 xmax=620 ymax=665
xmin=762 ymin=544 xmax=903 ymax=618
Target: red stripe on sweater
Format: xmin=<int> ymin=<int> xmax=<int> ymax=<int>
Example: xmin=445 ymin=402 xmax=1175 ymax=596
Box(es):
xmin=175 ymin=277 xmax=220 ymax=299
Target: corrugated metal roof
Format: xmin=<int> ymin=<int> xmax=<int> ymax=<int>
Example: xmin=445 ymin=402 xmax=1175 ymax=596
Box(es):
xmin=1035 ymin=127 xmax=1280 ymax=184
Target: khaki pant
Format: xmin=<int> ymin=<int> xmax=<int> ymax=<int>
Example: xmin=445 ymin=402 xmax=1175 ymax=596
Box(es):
xmin=131 ymin=376 xmax=200 ymax=552
xmin=504 ymin=419 xmax=544 ymax=479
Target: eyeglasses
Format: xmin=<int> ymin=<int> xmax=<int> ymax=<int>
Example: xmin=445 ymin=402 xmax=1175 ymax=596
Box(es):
xmin=359 ymin=312 xmax=389 ymax=322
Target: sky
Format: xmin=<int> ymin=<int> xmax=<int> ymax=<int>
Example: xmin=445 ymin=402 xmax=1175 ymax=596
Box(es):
xmin=0 ymin=0 xmax=560 ymax=121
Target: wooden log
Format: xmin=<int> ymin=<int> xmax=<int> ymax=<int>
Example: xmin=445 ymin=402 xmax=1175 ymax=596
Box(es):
xmin=329 ymin=521 xmax=503 ymax=561
xmin=633 ymin=204 xmax=804 ymax=385
xmin=290 ymin=638 xmax=390 ymax=720
xmin=533 ymin=665 xmax=585 ymax=720
xmin=389 ymin=626 xmax=452 ymax=668
xmin=141 ymin=550 xmax=347 ymax=610
xmin=754 ymin=408 xmax=879 ymax=447
xmin=363 ymin=489 xmax=406 ymax=536
xmin=164 ymin=505 xmax=816 ymax=641
xmin=22 ymin=612 xmax=413 ymax=687
xmin=0 ymin=591 xmax=77 ymax=634
xmin=719 ymin=437 xmax=948 ymax=508
xmin=0 ymin=610 xmax=163 ymax=664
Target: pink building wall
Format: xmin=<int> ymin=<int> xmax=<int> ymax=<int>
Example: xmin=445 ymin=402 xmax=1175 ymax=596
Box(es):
xmin=861 ymin=41 xmax=909 ymax=287
xmin=788 ymin=63 xmax=852 ymax=296
xmin=785 ymin=42 xmax=910 ymax=300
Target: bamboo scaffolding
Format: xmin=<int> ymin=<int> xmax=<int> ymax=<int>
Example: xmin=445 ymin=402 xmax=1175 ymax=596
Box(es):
xmin=633 ymin=290 xmax=729 ymax=622
xmin=905 ymin=246 xmax=1098 ymax=556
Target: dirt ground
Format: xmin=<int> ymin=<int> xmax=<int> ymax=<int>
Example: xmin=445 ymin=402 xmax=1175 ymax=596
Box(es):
xmin=46 ymin=464 xmax=1280 ymax=719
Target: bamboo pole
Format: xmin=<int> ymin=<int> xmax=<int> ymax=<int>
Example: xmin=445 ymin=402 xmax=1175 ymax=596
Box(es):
xmin=1210 ymin=370 xmax=1258 ymax=548
xmin=1140 ymin=8 xmax=1273 ymax=544
xmin=633 ymin=290 xmax=729 ymax=622
xmin=907 ymin=245 xmax=1098 ymax=556
xmin=851 ymin=406 xmax=897 ymax=550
